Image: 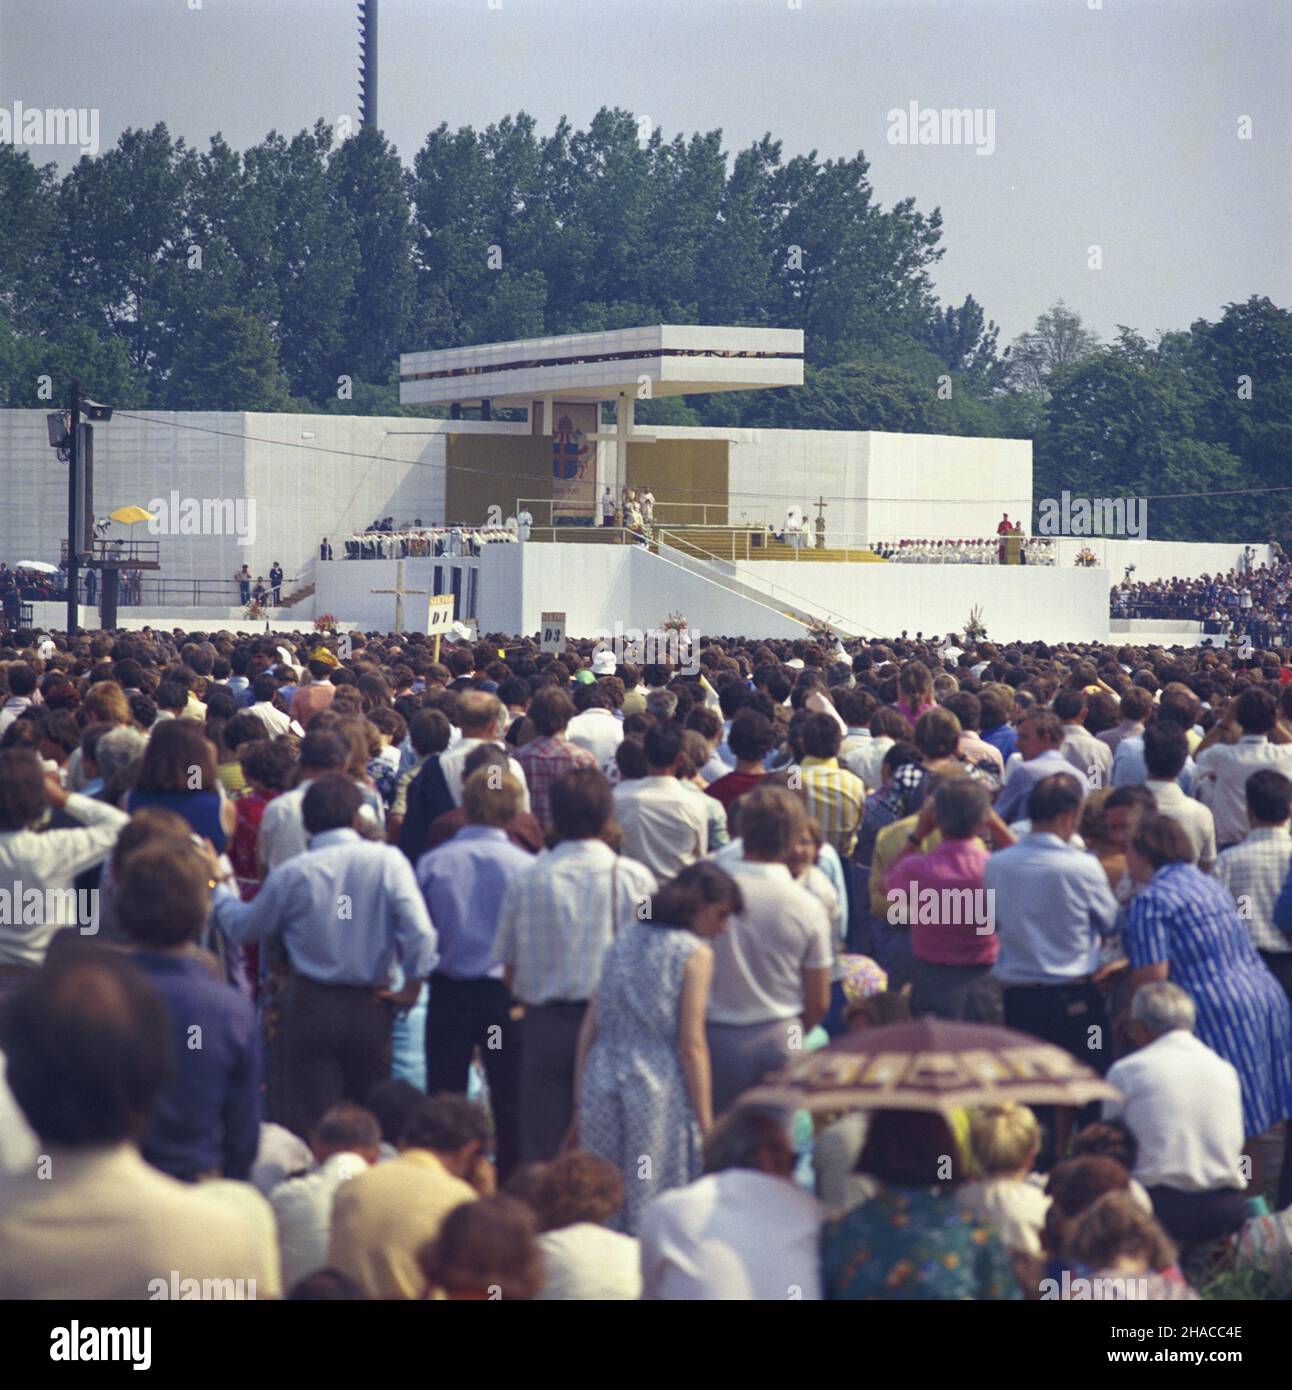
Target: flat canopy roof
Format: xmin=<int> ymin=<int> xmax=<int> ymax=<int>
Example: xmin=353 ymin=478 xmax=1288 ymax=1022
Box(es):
xmin=399 ymin=324 xmax=804 ymax=407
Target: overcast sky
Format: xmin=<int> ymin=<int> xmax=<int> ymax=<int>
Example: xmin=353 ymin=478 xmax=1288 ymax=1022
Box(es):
xmin=3 ymin=0 xmax=1288 ymax=345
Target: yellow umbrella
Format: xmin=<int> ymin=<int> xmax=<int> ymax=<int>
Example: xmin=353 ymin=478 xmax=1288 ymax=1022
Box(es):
xmin=108 ymin=505 xmax=156 ymax=525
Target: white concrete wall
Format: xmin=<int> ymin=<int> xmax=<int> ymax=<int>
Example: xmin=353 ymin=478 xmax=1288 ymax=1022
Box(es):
xmin=27 ymin=603 xmax=356 ymax=636
xmin=661 ymin=425 xmax=1032 ymax=545
xmin=472 ymin=543 xmax=807 ymax=640
xmin=730 ymin=560 xmax=1110 ymax=642
xmin=0 ymin=409 xmax=516 ymax=608
xmin=861 ymin=433 xmax=1033 ymax=544
xmin=1052 ymin=538 xmax=1273 ymax=583
xmin=314 ymin=554 xmax=482 ymax=632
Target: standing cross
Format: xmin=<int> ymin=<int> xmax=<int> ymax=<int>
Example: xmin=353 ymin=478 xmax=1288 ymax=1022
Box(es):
xmin=370 ymin=559 xmax=428 ymax=635
xmin=814 ymin=496 xmax=829 ymax=548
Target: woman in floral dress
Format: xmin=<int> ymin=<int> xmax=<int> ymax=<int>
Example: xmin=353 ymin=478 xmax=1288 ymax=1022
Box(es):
xmin=571 ymin=863 xmax=742 ymax=1235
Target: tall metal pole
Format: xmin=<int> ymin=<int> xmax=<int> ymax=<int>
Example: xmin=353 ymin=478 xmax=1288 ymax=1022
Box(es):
xmin=359 ymin=0 xmax=379 ymax=129
xmin=66 ymin=380 xmax=80 ymax=636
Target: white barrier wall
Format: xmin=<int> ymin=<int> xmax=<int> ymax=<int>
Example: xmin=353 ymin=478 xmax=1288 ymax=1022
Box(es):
xmin=474 ymin=543 xmax=808 ymax=640
xmin=314 ymin=554 xmax=486 ymax=632
xmin=0 ymin=409 xmax=514 ymax=602
xmin=649 ymin=425 xmax=1032 ymax=545
xmin=730 ymin=560 xmax=1110 ymax=642
xmin=1052 ymin=538 xmax=1272 ymax=582
xmin=862 ymin=433 xmax=1033 ymax=543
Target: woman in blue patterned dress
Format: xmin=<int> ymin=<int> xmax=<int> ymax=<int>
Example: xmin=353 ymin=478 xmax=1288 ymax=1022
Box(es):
xmin=569 ymin=863 xmax=743 ymax=1235
xmin=821 ymin=1110 xmax=1021 ymax=1300
xmin=1124 ymin=814 xmax=1292 ymax=1141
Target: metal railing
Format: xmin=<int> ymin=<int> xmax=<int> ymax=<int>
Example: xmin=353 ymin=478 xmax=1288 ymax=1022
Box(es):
xmin=523 ymin=526 xmax=649 ymax=547
xmin=654 ymin=531 xmax=864 ymax=636
xmin=332 ymin=527 xmax=518 ymax=560
xmin=653 ymin=526 xmax=890 ymax=563
xmin=645 ymin=542 xmax=834 ymax=636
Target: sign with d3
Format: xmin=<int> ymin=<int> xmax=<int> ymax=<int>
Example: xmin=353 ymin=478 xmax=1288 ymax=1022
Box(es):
xmin=541 ymin=611 xmax=566 ymax=653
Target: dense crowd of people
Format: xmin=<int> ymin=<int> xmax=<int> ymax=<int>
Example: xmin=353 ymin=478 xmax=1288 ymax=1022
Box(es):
xmin=1111 ymin=550 xmax=1289 ymax=638
xmin=3 ymin=616 xmax=1292 ymax=1301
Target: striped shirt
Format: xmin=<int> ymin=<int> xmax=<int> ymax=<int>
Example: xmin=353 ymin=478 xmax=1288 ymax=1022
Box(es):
xmin=798 ymin=756 xmax=865 ymax=858
xmin=1125 ymin=861 xmax=1292 ymax=1135
xmin=1213 ymin=826 xmax=1292 ymax=955
xmin=492 ymin=839 xmax=657 ymax=1004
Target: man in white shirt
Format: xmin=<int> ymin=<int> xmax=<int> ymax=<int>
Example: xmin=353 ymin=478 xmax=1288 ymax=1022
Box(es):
xmin=706 ymin=787 xmax=833 ymax=1114
xmin=1213 ymin=769 xmax=1292 ymax=1000
xmin=495 ymin=770 xmax=657 ymax=1162
xmin=1143 ymin=723 xmax=1216 ymax=870
xmin=1193 ymin=688 xmax=1292 ymax=849
xmin=246 ymin=673 xmax=293 ymax=738
xmin=566 ymin=676 xmax=624 ymax=767
xmin=0 ymin=749 xmax=129 ymax=979
xmin=0 ymin=663 xmax=38 ymax=736
xmin=258 ymin=728 xmax=378 ymax=871
xmin=640 ymin=1108 xmax=823 ymax=1299
xmin=1054 ymin=689 xmax=1113 ymax=790
xmin=435 ymin=691 xmax=529 ymax=810
xmin=1103 ymin=982 xmax=1247 ymax=1243
xmin=270 ymin=1103 xmax=380 ymax=1289
xmin=613 ymin=722 xmax=708 ymax=881
xmin=532 ymin=1151 xmax=642 ymax=1300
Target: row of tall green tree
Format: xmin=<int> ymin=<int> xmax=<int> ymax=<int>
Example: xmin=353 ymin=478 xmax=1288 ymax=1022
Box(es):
xmin=1 ymin=113 xmax=1287 ymax=541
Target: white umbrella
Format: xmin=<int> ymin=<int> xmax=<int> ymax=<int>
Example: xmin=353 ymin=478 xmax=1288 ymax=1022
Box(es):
xmin=14 ymin=560 xmax=60 ymax=574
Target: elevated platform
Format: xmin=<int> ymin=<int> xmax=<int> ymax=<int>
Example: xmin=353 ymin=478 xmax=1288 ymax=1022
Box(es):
xmin=657 ymin=527 xmax=888 ymax=564
xmin=400 ymin=324 xmax=804 ymax=408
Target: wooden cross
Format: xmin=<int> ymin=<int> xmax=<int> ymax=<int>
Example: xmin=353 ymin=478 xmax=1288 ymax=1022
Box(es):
xmin=370 ymin=559 xmax=428 ymax=635
xmin=814 ymin=496 xmax=829 ymax=548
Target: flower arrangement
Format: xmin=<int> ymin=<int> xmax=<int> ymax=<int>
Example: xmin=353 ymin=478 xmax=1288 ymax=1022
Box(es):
xmin=1075 ymin=548 xmax=1098 ymax=568
xmin=661 ymin=611 xmax=689 ymax=635
xmin=243 ymin=598 xmax=264 ymax=620
xmin=314 ymin=612 xmax=338 ymax=632
xmin=964 ymin=604 xmax=988 ymax=641
xmin=807 ymin=617 xmax=836 ymax=645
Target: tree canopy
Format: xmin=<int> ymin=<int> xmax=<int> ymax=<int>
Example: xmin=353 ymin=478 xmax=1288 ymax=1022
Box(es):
xmin=1 ymin=113 xmax=1285 ymax=541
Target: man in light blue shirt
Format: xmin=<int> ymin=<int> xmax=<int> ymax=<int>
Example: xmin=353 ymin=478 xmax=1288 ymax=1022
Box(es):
xmin=985 ymin=773 xmax=1118 ymax=1076
xmin=994 ymin=711 xmax=1084 ymax=823
xmin=417 ymin=767 xmax=534 ymax=1178
xmin=1111 ymin=735 xmax=1196 ymax=793
xmin=212 ymin=775 xmax=437 ymax=1140
xmin=1110 ymin=687 xmax=1202 ymax=793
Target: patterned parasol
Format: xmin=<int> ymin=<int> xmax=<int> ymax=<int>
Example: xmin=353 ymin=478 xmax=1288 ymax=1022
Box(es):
xmin=739 ymin=1017 xmax=1120 ymax=1116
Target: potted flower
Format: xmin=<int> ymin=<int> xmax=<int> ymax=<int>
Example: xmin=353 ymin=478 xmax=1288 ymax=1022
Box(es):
xmin=964 ymin=604 xmax=988 ymax=642
xmin=314 ymin=612 xmax=338 ymax=633
xmin=661 ymin=610 xmax=689 ymax=636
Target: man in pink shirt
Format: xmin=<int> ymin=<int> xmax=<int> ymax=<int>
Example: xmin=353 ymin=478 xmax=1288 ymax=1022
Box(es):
xmin=290 ymin=657 xmax=338 ymax=726
xmin=884 ymin=777 xmax=1015 ymax=1022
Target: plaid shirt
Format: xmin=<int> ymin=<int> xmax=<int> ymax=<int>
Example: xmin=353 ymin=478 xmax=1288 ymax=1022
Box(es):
xmin=514 ymin=735 xmax=598 ymax=832
xmin=799 ymin=756 xmax=866 ymax=859
xmin=1213 ymin=825 xmax=1292 ymax=955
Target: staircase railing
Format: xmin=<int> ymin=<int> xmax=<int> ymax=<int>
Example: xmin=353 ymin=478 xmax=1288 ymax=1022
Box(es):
xmin=654 ymin=531 xmax=865 ymax=636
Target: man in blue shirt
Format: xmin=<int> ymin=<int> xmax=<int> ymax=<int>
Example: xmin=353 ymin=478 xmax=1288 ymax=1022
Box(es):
xmin=120 ymin=838 xmax=261 ymax=1182
xmin=985 ymin=773 xmax=1119 ymax=1072
xmin=994 ymin=710 xmax=1082 ymax=824
xmin=212 ymin=775 xmax=438 ymax=1141
xmin=417 ymin=766 xmax=534 ymax=1179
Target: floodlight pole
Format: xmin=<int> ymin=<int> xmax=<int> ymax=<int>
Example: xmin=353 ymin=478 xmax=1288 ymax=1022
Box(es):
xmin=67 ymin=380 xmax=80 ymax=637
